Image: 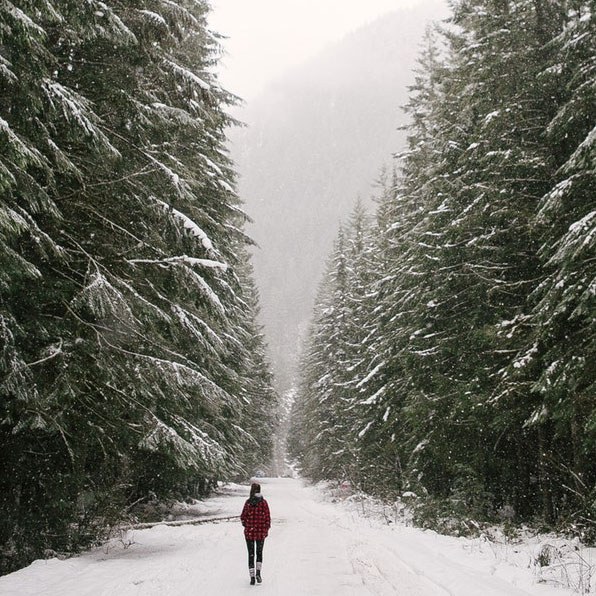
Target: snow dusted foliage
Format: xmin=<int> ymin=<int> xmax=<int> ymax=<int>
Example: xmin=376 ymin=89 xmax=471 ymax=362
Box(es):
xmin=391 ymin=0 xmax=559 ymax=516
xmin=515 ymin=3 xmax=596 ymax=524
xmin=290 ymin=204 xmax=377 ymax=483
xmin=291 ymin=0 xmax=595 ymax=536
xmin=0 ymin=0 xmax=276 ymax=573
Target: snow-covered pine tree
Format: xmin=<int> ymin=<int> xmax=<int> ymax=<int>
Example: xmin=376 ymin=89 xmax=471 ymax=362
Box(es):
xmin=349 ymin=171 xmax=417 ymax=497
xmin=385 ymin=0 xmax=569 ymax=520
xmin=228 ymin=255 xmax=279 ymax=475
xmin=362 ymin=23 xmax=471 ymax=503
xmin=351 ymin=30 xmax=451 ymax=499
xmin=290 ymin=204 xmax=376 ymax=484
xmin=337 ymin=202 xmax=383 ymax=485
xmin=289 ymin=278 xmax=337 ymax=480
xmin=292 ymin=0 xmax=593 ymax=531
xmin=500 ymin=1 xmax=596 ymax=527
xmin=1 ymin=1 xmax=131 ymax=568
xmin=291 ymin=227 xmax=352 ymax=481
xmin=0 ymin=0 xmax=276 ymax=572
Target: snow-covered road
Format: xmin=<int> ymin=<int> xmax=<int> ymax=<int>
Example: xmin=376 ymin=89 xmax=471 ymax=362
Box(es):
xmin=0 ymin=478 xmax=576 ymax=595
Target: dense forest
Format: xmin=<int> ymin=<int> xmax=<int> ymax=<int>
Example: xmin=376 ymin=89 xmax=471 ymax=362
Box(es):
xmin=0 ymin=0 xmax=277 ymax=574
xmin=290 ymin=0 xmax=595 ymax=538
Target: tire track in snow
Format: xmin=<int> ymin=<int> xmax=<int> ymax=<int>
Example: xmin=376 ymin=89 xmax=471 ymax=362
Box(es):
xmin=350 ymin=539 xmax=452 ymax=596
xmin=349 ymin=522 xmax=552 ymax=596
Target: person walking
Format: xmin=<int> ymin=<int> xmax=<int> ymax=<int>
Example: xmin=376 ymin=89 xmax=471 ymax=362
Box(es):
xmin=240 ymin=482 xmax=271 ymax=585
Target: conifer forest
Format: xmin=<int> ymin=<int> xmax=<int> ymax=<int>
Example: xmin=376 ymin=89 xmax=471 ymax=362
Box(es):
xmin=0 ymin=0 xmax=277 ymax=573
xmin=1 ymin=0 xmax=595 ymax=578
xmin=288 ymin=0 xmax=595 ymax=540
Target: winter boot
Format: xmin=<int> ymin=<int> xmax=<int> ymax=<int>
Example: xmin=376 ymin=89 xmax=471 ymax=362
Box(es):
xmin=256 ymin=562 xmax=262 ymax=583
xmin=249 ymin=568 xmax=256 ymax=586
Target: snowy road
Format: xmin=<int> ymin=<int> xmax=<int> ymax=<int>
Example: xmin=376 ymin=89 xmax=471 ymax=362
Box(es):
xmin=0 ymin=478 xmax=574 ymax=596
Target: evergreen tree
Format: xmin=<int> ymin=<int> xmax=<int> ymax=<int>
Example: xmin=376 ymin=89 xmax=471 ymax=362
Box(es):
xmin=290 ymin=205 xmax=375 ymax=483
xmin=291 ymin=0 xmax=595 ymax=534
xmin=500 ymin=1 xmax=596 ymax=527
xmin=1 ymin=0 xmax=277 ymax=572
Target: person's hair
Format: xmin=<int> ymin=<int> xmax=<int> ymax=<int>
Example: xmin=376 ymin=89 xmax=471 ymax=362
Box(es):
xmin=250 ymin=483 xmax=261 ymax=497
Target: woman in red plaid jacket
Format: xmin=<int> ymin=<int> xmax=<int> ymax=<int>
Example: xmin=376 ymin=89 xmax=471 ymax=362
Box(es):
xmin=240 ymin=482 xmax=271 ymax=585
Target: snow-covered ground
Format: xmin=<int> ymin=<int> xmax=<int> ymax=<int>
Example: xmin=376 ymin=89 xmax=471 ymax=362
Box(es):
xmin=0 ymin=477 xmax=592 ymax=595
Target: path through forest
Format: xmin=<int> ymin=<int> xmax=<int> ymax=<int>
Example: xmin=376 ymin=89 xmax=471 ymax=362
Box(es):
xmin=0 ymin=478 xmax=574 ymax=596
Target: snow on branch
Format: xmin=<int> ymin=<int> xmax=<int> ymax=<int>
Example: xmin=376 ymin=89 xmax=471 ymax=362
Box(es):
xmin=172 ymin=415 xmax=229 ymax=465
xmin=551 ymin=210 xmax=596 ymax=264
xmin=4 ymin=3 xmax=45 ymax=35
xmin=73 ymin=271 xmax=137 ymax=324
xmin=87 ymin=0 xmax=137 ymax=44
xmin=177 ymin=265 xmax=225 ymax=314
xmin=100 ymin=337 xmax=231 ymax=411
xmin=215 ymin=278 xmax=248 ymax=310
xmin=0 ymin=205 xmax=29 ymax=236
xmin=153 ymin=197 xmax=215 ymax=252
xmin=0 ymin=117 xmax=47 ymax=168
xmin=198 ymin=154 xmax=237 ymax=196
xmin=199 ymin=153 xmax=225 ymax=177
xmin=356 ymin=361 xmax=386 ymax=389
xmin=1 ymin=245 xmax=42 ymax=280
xmin=161 ymin=58 xmax=210 ymax=91
xmin=523 ymin=404 xmax=548 ymax=428
xmin=46 ymin=138 xmax=81 ymax=176
xmin=144 ymin=155 xmax=194 ymax=200
xmin=113 ymin=278 xmax=173 ymax=324
xmin=358 ymin=421 xmax=374 ymax=438
xmin=136 ymin=9 xmax=167 ymax=28
xmin=222 ymin=223 xmax=254 ymax=246
xmin=156 ymin=0 xmax=200 ymax=29
xmin=127 ymin=255 xmax=227 ymax=270
xmin=41 ymin=80 xmax=120 ymax=157
xmin=512 ymin=342 xmax=538 ymax=370
xmin=359 ymin=385 xmax=387 ymax=406
xmin=40 ymin=1 xmax=64 ymax=23
xmin=149 ymin=102 xmax=202 ymax=128
xmin=0 ymin=55 xmax=16 ymax=84
xmin=217 ymin=178 xmax=235 ymax=194
xmin=561 ymin=124 xmax=596 ymax=173
xmin=539 ymin=171 xmax=594 ymax=220
xmin=14 ymin=206 xmax=65 ymax=257
xmin=139 ymin=417 xmax=200 ymax=468
xmin=171 ymin=305 xmax=223 ymax=352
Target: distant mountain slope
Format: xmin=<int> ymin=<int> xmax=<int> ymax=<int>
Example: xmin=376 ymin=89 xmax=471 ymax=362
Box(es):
xmin=231 ymin=4 xmax=448 ymax=388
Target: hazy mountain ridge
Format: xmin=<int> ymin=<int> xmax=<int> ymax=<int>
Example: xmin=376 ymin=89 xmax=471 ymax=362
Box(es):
xmin=232 ymin=4 xmax=448 ymax=388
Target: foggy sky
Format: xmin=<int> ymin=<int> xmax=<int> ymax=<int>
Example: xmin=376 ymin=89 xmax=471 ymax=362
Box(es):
xmin=208 ymin=0 xmax=434 ymax=100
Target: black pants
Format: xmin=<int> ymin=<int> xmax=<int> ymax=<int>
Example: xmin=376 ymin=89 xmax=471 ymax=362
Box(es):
xmin=246 ymin=539 xmax=264 ymax=569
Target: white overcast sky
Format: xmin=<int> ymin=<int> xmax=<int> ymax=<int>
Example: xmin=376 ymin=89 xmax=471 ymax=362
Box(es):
xmin=208 ymin=0 xmax=433 ymax=101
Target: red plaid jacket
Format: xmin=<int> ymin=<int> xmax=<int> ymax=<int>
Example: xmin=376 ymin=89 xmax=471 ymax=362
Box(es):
xmin=240 ymin=496 xmax=271 ymax=540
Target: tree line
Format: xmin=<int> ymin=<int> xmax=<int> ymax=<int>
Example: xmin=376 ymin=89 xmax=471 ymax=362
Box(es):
xmin=0 ymin=0 xmax=277 ymax=573
xmin=289 ymin=0 xmax=595 ymax=538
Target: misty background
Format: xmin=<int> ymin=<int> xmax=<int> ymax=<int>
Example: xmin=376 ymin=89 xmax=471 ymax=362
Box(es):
xmin=225 ymin=3 xmax=448 ymax=389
